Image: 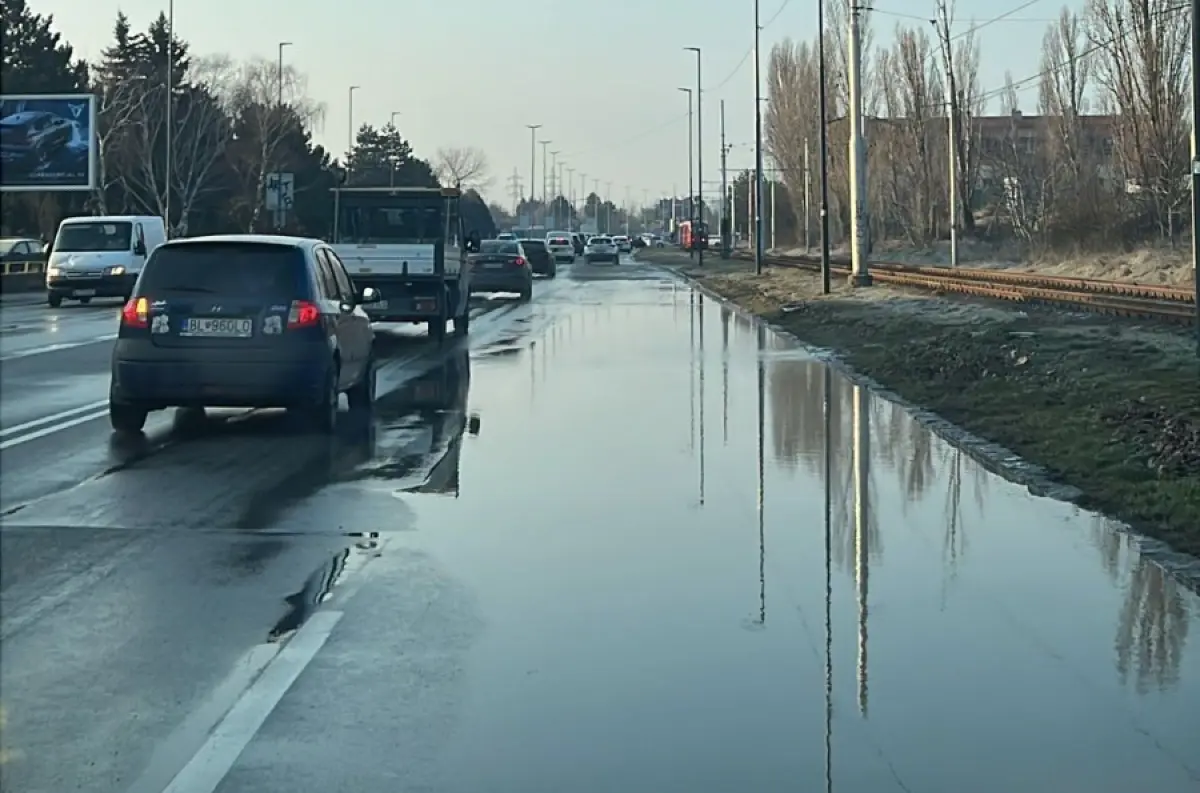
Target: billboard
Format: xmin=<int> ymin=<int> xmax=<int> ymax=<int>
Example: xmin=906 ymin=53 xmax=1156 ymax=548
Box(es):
xmin=0 ymin=94 xmax=96 ymax=191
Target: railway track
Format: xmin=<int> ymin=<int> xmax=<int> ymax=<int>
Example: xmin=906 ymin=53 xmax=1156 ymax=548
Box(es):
xmin=729 ymin=251 xmax=1197 ymax=326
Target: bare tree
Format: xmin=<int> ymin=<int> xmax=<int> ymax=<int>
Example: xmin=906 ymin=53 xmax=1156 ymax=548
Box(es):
xmin=89 ymin=76 xmax=147 ymax=214
xmin=120 ymin=55 xmax=235 ymax=234
xmin=435 ymin=146 xmax=489 ymax=190
xmin=223 ymin=58 xmax=325 ymax=231
xmin=1087 ymin=0 xmax=1190 ymax=240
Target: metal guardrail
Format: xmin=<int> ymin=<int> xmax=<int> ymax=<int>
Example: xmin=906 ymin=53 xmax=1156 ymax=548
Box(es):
xmin=1 ymin=259 xmax=46 ymax=276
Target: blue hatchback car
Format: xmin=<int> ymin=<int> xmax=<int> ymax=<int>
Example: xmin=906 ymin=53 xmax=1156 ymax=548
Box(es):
xmin=109 ymin=235 xmax=380 ymax=434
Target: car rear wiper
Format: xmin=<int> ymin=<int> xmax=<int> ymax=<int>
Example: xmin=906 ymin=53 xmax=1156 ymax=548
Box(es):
xmin=159 ymin=285 xmax=216 ymax=293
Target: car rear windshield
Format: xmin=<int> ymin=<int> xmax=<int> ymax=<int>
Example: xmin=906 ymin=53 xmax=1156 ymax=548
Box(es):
xmin=548 ymin=237 xmax=569 ymax=245
xmin=480 ymin=240 xmax=520 ymax=255
xmin=591 ymin=238 xmax=611 ymax=245
xmin=139 ymin=242 xmax=305 ymax=297
xmin=54 ymin=221 xmax=132 ymax=252
xmin=522 ymin=240 xmax=546 ymax=250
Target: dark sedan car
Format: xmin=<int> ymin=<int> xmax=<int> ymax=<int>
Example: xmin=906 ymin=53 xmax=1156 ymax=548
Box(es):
xmin=0 ymin=111 xmax=73 ymax=171
xmin=468 ymin=239 xmax=533 ymax=302
xmin=518 ymin=238 xmax=556 ymax=277
xmin=109 ymin=235 xmax=378 ymax=434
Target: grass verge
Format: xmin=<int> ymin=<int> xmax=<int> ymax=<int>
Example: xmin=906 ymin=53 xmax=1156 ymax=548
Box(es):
xmin=642 ymin=249 xmax=1200 ymax=557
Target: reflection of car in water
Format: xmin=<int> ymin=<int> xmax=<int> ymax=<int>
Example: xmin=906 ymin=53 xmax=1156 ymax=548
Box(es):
xmin=0 ymin=111 xmax=73 ymax=172
xmin=351 ymin=347 xmax=474 ymax=495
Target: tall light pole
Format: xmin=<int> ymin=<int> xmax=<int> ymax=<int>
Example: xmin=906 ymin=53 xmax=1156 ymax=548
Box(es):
xmin=165 ymin=0 xmax=175 ymax=235
xmin=347 ymin=85 xmax=359 ymax=183
xmin=678 ymin=86 xmax=694 ymax=259
xmin=817 ymin=0 xmax=833 ymax=294
xmin=272 ymin=41 xmax=292 ymax=227
xmin=526 ymin=124 xmax=541 ymax=219
xmin=550 ymin=149 xmax=561 ymax=225
xmin=685 ymin=46 xmax=703 ymax=266
xmin=388 ymin=111 xmax=402 ymax=187
xmin=565 ymin=166 xmax=575 ymax=229
xmin=753 ymin=2 xmax=765 ymax=274
xmin=539 ymin=140 xmax=552 ymax=225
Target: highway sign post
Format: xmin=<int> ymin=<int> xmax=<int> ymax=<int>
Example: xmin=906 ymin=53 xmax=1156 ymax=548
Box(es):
xmin=0 ymin=94 xmax=96 ymax=192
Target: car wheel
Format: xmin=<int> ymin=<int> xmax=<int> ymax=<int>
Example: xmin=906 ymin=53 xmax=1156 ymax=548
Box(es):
xmin=78 ymin=296 xmax=92 ymax=305
xmin=548 ymin=264 xmax=557 ymax=278
xmin=347 ymin=356 xmax=375 ymax=412
xmin=109 ymin=401 xmax=148 ymax=434
xmin=306 ymin=366 xmax=339 ymax=433
xmin=47 ymin=292 xmax=63 ymax=308
xmin=455 ymin=309 xmax=470 ymax=335
xmin=429 ymin=318 xmax=446 ymax=342
xmin=519 ymin=285 xmax=533 ymax=302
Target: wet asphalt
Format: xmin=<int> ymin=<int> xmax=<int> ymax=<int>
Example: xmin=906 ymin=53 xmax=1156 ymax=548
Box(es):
xmin=1 ymin=257 xmax=1198 ymax=793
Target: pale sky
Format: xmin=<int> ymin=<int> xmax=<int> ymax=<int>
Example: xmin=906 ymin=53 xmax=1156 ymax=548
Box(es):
xmin=38 ymin=0 xmax=1079 ymax=206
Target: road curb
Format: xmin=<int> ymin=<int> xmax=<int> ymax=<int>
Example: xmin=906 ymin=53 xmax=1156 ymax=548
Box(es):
xmin=659 ymin=262 xmax=1200 ymax=593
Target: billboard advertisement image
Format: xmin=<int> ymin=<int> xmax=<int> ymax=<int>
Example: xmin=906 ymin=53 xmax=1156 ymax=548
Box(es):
xmin=0 ymin=94 xmax=96 ymax=191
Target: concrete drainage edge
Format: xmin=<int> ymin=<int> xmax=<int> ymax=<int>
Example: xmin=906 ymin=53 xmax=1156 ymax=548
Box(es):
xmin=658 ymin=262 xmax=1200 ymax=593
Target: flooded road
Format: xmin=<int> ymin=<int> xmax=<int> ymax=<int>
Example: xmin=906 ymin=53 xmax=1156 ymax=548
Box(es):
xmin=1 ymin=261 xmax=1198 ymax=792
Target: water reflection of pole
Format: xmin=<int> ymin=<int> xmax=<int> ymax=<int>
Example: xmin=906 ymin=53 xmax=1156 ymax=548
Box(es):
xmin=689 ymin=290 xmax=696 ymax=452
xmin=721 ymin=306 xmax=730 ymax=444
xmin=852 ymin=384 xmax=870 ymax=717
xmin=823 ymin=364 xmax=833 ymax=793
xmin=756 ymin=323 xmax=766 ymax=624
xmin=699 ymin=294 xmax=706 ymax=505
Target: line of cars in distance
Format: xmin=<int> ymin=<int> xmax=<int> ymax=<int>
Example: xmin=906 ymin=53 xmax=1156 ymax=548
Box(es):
xmin=495 ymin=229 xmax=633 ymax=265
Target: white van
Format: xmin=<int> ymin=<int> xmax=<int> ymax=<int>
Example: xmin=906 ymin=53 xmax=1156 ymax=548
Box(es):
xmin=45 ymin=215 xmax=167 ymax=307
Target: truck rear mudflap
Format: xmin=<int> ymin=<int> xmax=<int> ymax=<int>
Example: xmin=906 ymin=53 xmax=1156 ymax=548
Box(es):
xmin=355 ymin=276 xmax=443 ymax=322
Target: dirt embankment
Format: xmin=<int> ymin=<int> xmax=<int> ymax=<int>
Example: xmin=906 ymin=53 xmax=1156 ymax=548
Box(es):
xmin=773 ymin=239 xmax=1197 ymax=288
xmin=642 ymin=249 xmax=1200 ymax=557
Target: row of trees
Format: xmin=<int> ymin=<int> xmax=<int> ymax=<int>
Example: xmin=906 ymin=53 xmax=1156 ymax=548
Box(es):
xmin=764 ymin=0 xmax=1191 ymax=252
xmin=0 ymin=1 xmax=497 ymax=238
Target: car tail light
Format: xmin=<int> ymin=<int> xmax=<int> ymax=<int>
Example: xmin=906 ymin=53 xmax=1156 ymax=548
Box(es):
xmin=121 ymin=296 xmax=149 ymax=327
xmin=287 ymin=299 xmax=320 ymax=328
xmin=511 ymin=256 xmax=527 ymax=268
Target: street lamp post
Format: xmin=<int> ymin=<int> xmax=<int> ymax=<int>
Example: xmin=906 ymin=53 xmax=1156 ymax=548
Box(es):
xmin=817 ymin=0 xmax=833 ymax=293
xmin=678 ymin=86 xmax=694 ymax=259
xmin=539 ymin=140 xmax=552 ymax=222
xmin=388 ymin=111 xmax=401 ymax=186
xmin=165 ymin=0 xmax=174 ymax=235
xmin=526 ymin=124 xmax=541 ymax=223
xmin=274 ymin=41 xmax=292 ymax=226
xmin=550 ymin=149 xmax=561 ymax=226
xmin=754 ymin=1 xmax=765 ymax=274
xmin=347 ymin=85 xmax=359 ymax=183
xmin=685 ymin=46 xmax=703 ymax=266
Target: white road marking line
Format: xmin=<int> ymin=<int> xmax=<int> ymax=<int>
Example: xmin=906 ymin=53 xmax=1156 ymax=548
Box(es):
xmin=0 ymin=409 xmax=109 ymax=450
xmin=0 ymin=400 xmax=109 ymax=439
xmin=0 ymin=333 xmax=118 ymax=361
xmin=160 ymin=610 xmax=343 ymax=793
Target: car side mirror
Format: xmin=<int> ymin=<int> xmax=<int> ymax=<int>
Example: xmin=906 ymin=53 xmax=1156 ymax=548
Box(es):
xmin=41 ymin=243 xmax=51 ymax=257
xmin=465 ymin=230 xmax=481 ymax=253
xmin=359 ymin=286 xmax=382 ymax=303
xmin=134 ymin=241 xmax=147 ymax=257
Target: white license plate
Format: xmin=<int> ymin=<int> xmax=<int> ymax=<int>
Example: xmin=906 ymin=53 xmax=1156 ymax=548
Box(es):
xmin=370 ymin=300 xmax=389 ymax=310
xmin=181 ymin=317 xmax=253 ymax=338
xmin=73 ymin=289 xmax=96 ymax=297
xmin=483 ymin=262 xmax=504 ymax=268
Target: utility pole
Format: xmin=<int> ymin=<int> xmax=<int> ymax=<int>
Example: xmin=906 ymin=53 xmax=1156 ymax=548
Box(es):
xmin=275 ymin=41 xmax=292 ymax=227
xmin=817 ymin=0 xmax=832 ymax=294
xmin=770 ymin=168 xmax=777 ymax=251
xmin=1191 ymin=0 xmax=1200 ymax=353
xmin=936 ymin=1 xmax=959 ymax=268
xmin=507 ymin=169 xmax=522 ymax=216
xmin=679 ymin=87 xmax=695 ymax=259
xmin=165 ymin=0 xmax=174 ymax=235
xmin=540 ymin=140 xmax=552 ymax=223
xmin=566 ymin=166 xmax=575 ymax=230
xmin=606 ymin=180 xmax=613 ymax=233
xmin=720 ymin=99 xmax=730 ymax=258
xmin=753 ymin=0 xmax=765 ymax=274
xmin=550 ymin=149 xmax=560 ymax=227
xmin=848 ymin=3 xmax=872 ymax=285
xmin=804 ymin=137 xmax=812 ymax=251
xmin=685 ymin=46 xmax=704 ymax=267
xmin=526 ymin=124 xmax=541 ymax=222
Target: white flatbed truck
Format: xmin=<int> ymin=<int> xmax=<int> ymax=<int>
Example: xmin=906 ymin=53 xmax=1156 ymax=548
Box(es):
xmin=330 ymin=186 xmax=481 ymax=340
